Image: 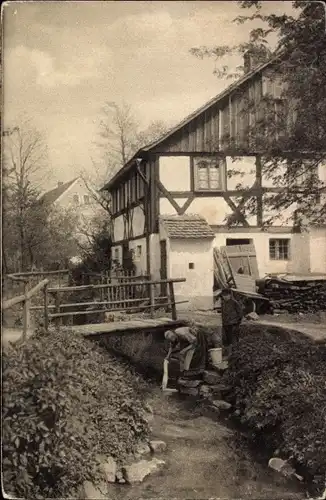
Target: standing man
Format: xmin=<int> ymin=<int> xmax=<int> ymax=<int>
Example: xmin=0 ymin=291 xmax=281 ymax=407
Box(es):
xmin=221 ymin=288 xmax=244 ymax=358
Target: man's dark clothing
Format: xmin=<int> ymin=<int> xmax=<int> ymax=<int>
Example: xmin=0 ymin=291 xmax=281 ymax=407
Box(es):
xmin=222 ymin=323 xmax=240 ymax=347
xmin=221 ymin=297 xmax=243 ymax=348
xmin=221 ymin=297 xmax=243 ymax=326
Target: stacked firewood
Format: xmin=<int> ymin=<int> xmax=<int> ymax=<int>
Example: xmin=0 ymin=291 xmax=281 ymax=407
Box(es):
xmin=262 ymin=280 xmax=326 ymax=313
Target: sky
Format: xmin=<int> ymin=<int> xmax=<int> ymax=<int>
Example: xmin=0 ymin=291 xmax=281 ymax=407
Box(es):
xmin=3 ymin=0 xmax=293 ymax=189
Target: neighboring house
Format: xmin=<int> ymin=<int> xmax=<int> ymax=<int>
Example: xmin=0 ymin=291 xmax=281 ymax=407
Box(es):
xmin=101 ymin=51 xmax=326 ymax=310
xmin=41 ymin=177 xmax=104 ymax=242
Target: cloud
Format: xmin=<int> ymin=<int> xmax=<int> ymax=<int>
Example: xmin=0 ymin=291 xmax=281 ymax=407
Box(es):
xmin=5 ymin=45 xmax=112 ymax=88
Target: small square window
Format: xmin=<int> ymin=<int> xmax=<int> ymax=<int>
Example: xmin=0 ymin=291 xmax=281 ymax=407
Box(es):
xmin=269 ymin=239 xmax=290 ymax=260
xmin=189 ymin=262 xmax=195 ymax=269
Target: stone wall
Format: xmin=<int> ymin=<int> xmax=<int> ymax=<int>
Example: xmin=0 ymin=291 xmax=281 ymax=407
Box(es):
xmin=94 ymin=329 xmax=168 ymax=376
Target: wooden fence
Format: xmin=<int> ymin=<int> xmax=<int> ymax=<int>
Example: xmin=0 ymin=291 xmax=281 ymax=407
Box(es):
xmin=2 ymin=279 xmax=49 ymax=340
xmin=41 ymin=277 xmax=186 ymax=329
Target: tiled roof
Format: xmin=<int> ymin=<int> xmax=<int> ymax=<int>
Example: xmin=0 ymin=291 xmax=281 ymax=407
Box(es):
xmin=160 ymin=214 xmax=215 ymax=239
xmin=40 ymin=178 xmax=78 ymax=205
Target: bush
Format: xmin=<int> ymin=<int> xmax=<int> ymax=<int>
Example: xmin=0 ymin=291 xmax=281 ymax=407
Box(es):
xmin=3 ymin=327 xmax=150 ymax=498
xmin=224 ymin=325 xmax=326 ymax=495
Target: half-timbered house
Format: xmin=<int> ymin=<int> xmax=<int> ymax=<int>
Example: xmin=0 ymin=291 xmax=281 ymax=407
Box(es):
xmin=101 ymin=52 xmax=326 ymax=310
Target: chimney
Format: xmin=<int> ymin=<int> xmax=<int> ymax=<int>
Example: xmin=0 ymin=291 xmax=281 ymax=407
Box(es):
xmin=243 ymin=47 xmax=270 ymax=74
xmin=58 ymin=181 xmax=63 ymax=187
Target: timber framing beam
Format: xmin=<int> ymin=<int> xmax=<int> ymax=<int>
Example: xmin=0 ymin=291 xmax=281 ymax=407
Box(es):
xmin=223 ymin=194 xmax=250 ymax=227
xmin=158 ymin=187 xmax=283 ymax=198
xmin=156 ymin=180 xmax=184 ymax=215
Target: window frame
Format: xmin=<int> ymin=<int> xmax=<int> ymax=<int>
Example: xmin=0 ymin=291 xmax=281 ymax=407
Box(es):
xmin=83 ymin=194 xmax=90 ymax=205
xmin=192 ymin=155 xmax=225 ymax=192
xmin=269 ymin=238 xmax=290 ymax=261
xmin=72 ymin=194 xmax=79 ymax=206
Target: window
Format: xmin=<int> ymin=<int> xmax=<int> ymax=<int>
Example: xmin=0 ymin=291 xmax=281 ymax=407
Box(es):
xmin=136 ymin=245 xmax=142 ymax=258
xmin=114 ymin=247 xmax=120 ymax=262
xmin=193 ymin=156 xmax=224 ymax=191
xmin=269 ymin=239 xmax=290 ymax=260
xmin=83 ymin=195 xmax=90 ymax=205
xmin=262 ymin=75 xmax=284 ymax=99
xmin=73 ymin=194 xmax=79 ymax=205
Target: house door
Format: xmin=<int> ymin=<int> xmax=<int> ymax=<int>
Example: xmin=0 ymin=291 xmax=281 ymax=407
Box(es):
xmin=160 ymin=240 xmax=167 ymax=297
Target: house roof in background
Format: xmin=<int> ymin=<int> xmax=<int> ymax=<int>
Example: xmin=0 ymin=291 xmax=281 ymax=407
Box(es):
xmin=40 ymin=178 xmax=79 ymax=205
xmin=160 ymin=214 xmax=215 ymax=239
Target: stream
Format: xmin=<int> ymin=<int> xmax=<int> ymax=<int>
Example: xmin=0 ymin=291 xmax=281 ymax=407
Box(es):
xmin=107 ymin=387 xmax=305 ymax=500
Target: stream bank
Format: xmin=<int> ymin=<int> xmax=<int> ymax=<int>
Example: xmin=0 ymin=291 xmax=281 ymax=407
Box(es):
xmin=105 ymin=388 xmax=304 ymax=500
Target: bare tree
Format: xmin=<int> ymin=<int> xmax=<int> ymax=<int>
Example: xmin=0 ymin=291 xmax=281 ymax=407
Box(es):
xmin=79 ymin=103 xmax=170 ymax=239
xmin=92 ymin=101 xmax=170 ymax=187
xmin=95 ymin=101 xmax=138 ymax=182
xmin=3 ymin=120 xmax=49 ymax=271
xmin=2 ymin=119 xmax=77 ymax=272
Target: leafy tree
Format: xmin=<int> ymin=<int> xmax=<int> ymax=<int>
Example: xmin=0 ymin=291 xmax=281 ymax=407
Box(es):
xmin=190 ymin=1 xmax=326 ymax=225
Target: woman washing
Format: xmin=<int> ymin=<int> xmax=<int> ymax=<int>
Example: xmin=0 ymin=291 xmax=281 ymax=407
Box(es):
xmin=163 ymin=323 xmax=208 ymax=389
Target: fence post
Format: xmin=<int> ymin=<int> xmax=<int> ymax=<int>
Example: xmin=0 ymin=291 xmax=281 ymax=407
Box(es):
xmin=168 ymin=280 xmax=177 ymax=320
xmin=22 ymin=282 xmax=31 ymax=341
xmin=149 ymin=280 xmax=155 ymax=318
xmin=54 ymin=291 xmax=61 ymax=327
xmin=43 ymin=283 xmax=49 ymax=332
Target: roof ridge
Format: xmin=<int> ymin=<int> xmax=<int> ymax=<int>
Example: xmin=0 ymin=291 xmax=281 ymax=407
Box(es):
xmin=40 ymin=177 xmax=79 ymax=204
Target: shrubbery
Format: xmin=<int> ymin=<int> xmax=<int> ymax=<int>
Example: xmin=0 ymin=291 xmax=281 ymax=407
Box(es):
xmin=3 ymin=327 xmax=150 ymax=498
xmin=224 ymin=324 xmax=326 ymax=495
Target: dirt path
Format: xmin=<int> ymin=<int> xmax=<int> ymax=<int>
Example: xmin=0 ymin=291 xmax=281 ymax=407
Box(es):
xmin=108 ymin=389 xmax=304 ymax=499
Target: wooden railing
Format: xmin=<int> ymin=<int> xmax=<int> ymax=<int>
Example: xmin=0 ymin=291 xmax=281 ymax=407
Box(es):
xmin=7 ymin=269 xmax=69 ymax=279
xmin=2 ymin=279 xmax=49 ymax=340
xmin=40 ymin=277 xmax=186 ymax=330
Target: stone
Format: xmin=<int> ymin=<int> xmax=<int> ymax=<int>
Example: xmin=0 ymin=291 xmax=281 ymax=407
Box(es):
xmin=178 ymin=377 xmax=202 ymax=388
xmin=212 ymin=400 xmax=232 ymax=411
xmin=211 ymin=361 xmax=229 ymax=374
xmin=135 ymin=442 xmax=151 ymax=458
xmin=99 ymin=456 xmax=117 ymax=483
xmin=122 ymin=458 xmax=165 ymax=484
xmin=116 ymin=470 xmax=126 ymax=484
xmin=149 ymin=440 xmax=167 ymax=454
xmin=199 ymin=384 xmax=213 ymax=399
xmin=268 ymin=457 xmax=303 ymax=480
xmin=178 ymin=386 xmax=199 ymax=397
xmin=246 ymin=311 xmax=260 ymax=321
xmin=203 ymin=370 xmax=222 ymax=385
xmin=82 ymin=481 xmax=108 ymax=499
